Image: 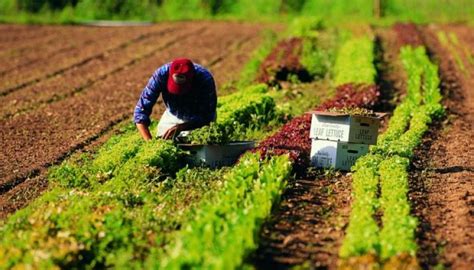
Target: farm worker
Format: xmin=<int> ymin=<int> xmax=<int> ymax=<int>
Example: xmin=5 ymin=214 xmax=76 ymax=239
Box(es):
xmin=134 ymin=58 xmax=217 ymax=140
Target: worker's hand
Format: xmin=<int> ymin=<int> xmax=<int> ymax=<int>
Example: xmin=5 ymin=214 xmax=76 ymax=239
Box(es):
xmin=162 ymin=124 xmax=183 ymax=140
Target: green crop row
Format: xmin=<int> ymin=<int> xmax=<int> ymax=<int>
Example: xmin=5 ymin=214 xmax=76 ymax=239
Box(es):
xmin=237 ymin=30 xmax=279 ymax=89
xmin=339 ymin=46 xmax=444 ymax=263
xmin=0 ymin=139 xmax=186 ymax=268
xmin=339 ymin=153 xmax=382 ymax=257
xmin=48 ymin=83 xmax=284 ymax=191
xmin=286 ymin=17 xmax=340 ymax=80
xmin=436 ymin=31 xmax=470 ymax=73
xmin=0 ymin=63 xmax=291 ymax=269
xmin=0 ymin=152 xmax=291 ymax=269
xmin=373 ymin=46 xmax=444 ymax=156
xmin=333 ymin=36 xmax=376 ymax=86
xmin=49 ymin=130 xmax=145 ymax=189
xmin=150 ymin=153 xmax=292 ymax=269
xmin=186 ymin=84 xmax=286 ymax=144
xmin=379 ymin=156 xmax=417 ymax=259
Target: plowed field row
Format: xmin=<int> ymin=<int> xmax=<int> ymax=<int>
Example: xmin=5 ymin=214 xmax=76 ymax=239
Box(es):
xmin=0 ymin=31 xmax=58 ymax=51
xmin=251 ymin=28 xmax=403 ymax=269
xmin=0 ymin=25 xmax=162 ymax=75
xmin=0 ymin=24 xmax=177 ymax=95
xmin=0 ymin=25 xmax=194 ymax=120
xmin=0 ymin=25 xmax=66 ymax=47
xmin=410 ymin=24 xmax=474 ymax=269
xmin=0 ymin=22 xmax=269 ymax=196
xmin=252 ymin=23 xmax=474 ymax=269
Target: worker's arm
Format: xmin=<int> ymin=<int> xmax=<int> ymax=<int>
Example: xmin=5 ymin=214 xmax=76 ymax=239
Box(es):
xmin=134 ymin=67 xmax=167 ymax=140
xmin=136 ymin=123 xmax=153 ymax=140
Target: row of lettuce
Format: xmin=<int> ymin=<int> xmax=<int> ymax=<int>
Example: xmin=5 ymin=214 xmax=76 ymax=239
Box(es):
xmin=255 ymin=34 xmax=379 ymax=174
xmin=339 ymin=46 xmax=444 ymax=267
xmin=156 ymin=30 xmax=381 ymax=269
xmin=0 ymin=18 xmax=327 ymax=269
xmin=1 ymin=21 xmax=384 ymax=269
xmin=0 ymin=80 xmax=294 ymax=268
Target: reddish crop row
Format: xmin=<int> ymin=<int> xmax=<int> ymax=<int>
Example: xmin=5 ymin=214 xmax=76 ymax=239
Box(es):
xmin=392 ymin=23 xmax=424 ymax=47
xmin=256 ymin=37 xmax=309 ymax=85
xmin=254 ymin=83 xmax=379 ymax=173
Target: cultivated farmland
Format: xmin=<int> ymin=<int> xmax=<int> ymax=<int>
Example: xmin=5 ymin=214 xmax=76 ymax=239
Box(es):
xmin=0 ymin=19 xmax=473 ymax=270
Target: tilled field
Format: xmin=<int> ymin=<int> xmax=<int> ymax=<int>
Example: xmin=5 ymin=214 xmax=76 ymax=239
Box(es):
xmin=411 ymin=24 xmax=474 ymax=269
xmin=0 ymin=21 xmax=473 ymax=269
xmin=250 ymin=24 xmax=474 ymax=269
xmin=0 ymin=22 xmax=276 ymax=215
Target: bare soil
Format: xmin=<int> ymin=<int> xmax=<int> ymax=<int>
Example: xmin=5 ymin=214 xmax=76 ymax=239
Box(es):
xmin=251 ymin=172 xmax=352 ymax=269
xmin=0 ymin=24 xmax=172 ymax=94
xmin=0 ymin=25 xmax=192 ymax=119
xmin=0 ymin=22 xmax=276 ymax=218
xmin=256 ymin=37 xmax=310 ymax=86
xmin=408 ymin=24 xmax=474 ymax=269
xmin=0 ymin=25 xmax=69 ymax=50
xmin=0 ymin=26 xmax=139 ymax=75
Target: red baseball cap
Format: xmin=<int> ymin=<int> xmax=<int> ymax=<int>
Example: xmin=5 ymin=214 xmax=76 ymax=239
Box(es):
xmin=167 ymin=58 xmax=195 ymax=95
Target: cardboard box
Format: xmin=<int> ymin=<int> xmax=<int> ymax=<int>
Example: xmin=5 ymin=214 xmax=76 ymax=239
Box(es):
xmin=177 ymin=141 xmax=255 ymax=169
xmin=309 ymin=111 xmax=383 ymax=145
xmin=310 ymin=139 xmax=369 ymax=171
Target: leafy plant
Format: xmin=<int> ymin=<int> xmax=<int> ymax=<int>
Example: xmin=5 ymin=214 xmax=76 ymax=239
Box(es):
xmin=0 ymin=140 xmax=224 ymax=269
xmin=153 ymin=153 xmax=292 ymax=269
xmin=339 ymin=154 xmax=382 ymax=258
xmin=340 ymin=45 xmax=444 ymax=264
xmin=379 ymin=156 xmax=417 ymax=259
xmin=333 ymin=37 xmax=376 ymax=86
xmin=186 ymin=84 xmax=286 ymax=144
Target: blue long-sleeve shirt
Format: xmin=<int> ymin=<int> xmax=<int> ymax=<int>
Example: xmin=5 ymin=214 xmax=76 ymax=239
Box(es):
xmin=134 ymin=63 xmax=217 ymax=126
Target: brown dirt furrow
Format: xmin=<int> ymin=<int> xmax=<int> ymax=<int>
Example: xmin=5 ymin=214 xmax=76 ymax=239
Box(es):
xmin=0 ymin=24 xmax=172 ymax=95
xmin=252 ymin=174 xmax=352 ymax=269
xmin=0 ymin=176 xmax=48 ymax=220
xmin=0 ymin=24 xmax=192 ymax=120
xmin=0 ymin=24 xmax=62 ymax=40
xmin=0 ymin=25 xmax=67 ymax=49
xmin=408 ymin=25 xmax=474 ymax=269
xmin=0 ymin=26 xmax=125 ymax=59
xmin=206 ymin=34 xmax=262 ymax=90
xmin=0 ymin=120 xmax=133 ymax=219
xmin=0 ymin=26 xmax=149 ymax=75
xmin=0 ymin=22 xmax=267 ymax=196
xmin=0 ymin=26 xmax=122 ymax=55
xmin=373 ymin=27 xmax=407 ymax=111
xmin=211 ymin=28 xmax=281 ymax=92
xmin=0 ymin=31 xmax=59 ymax=52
